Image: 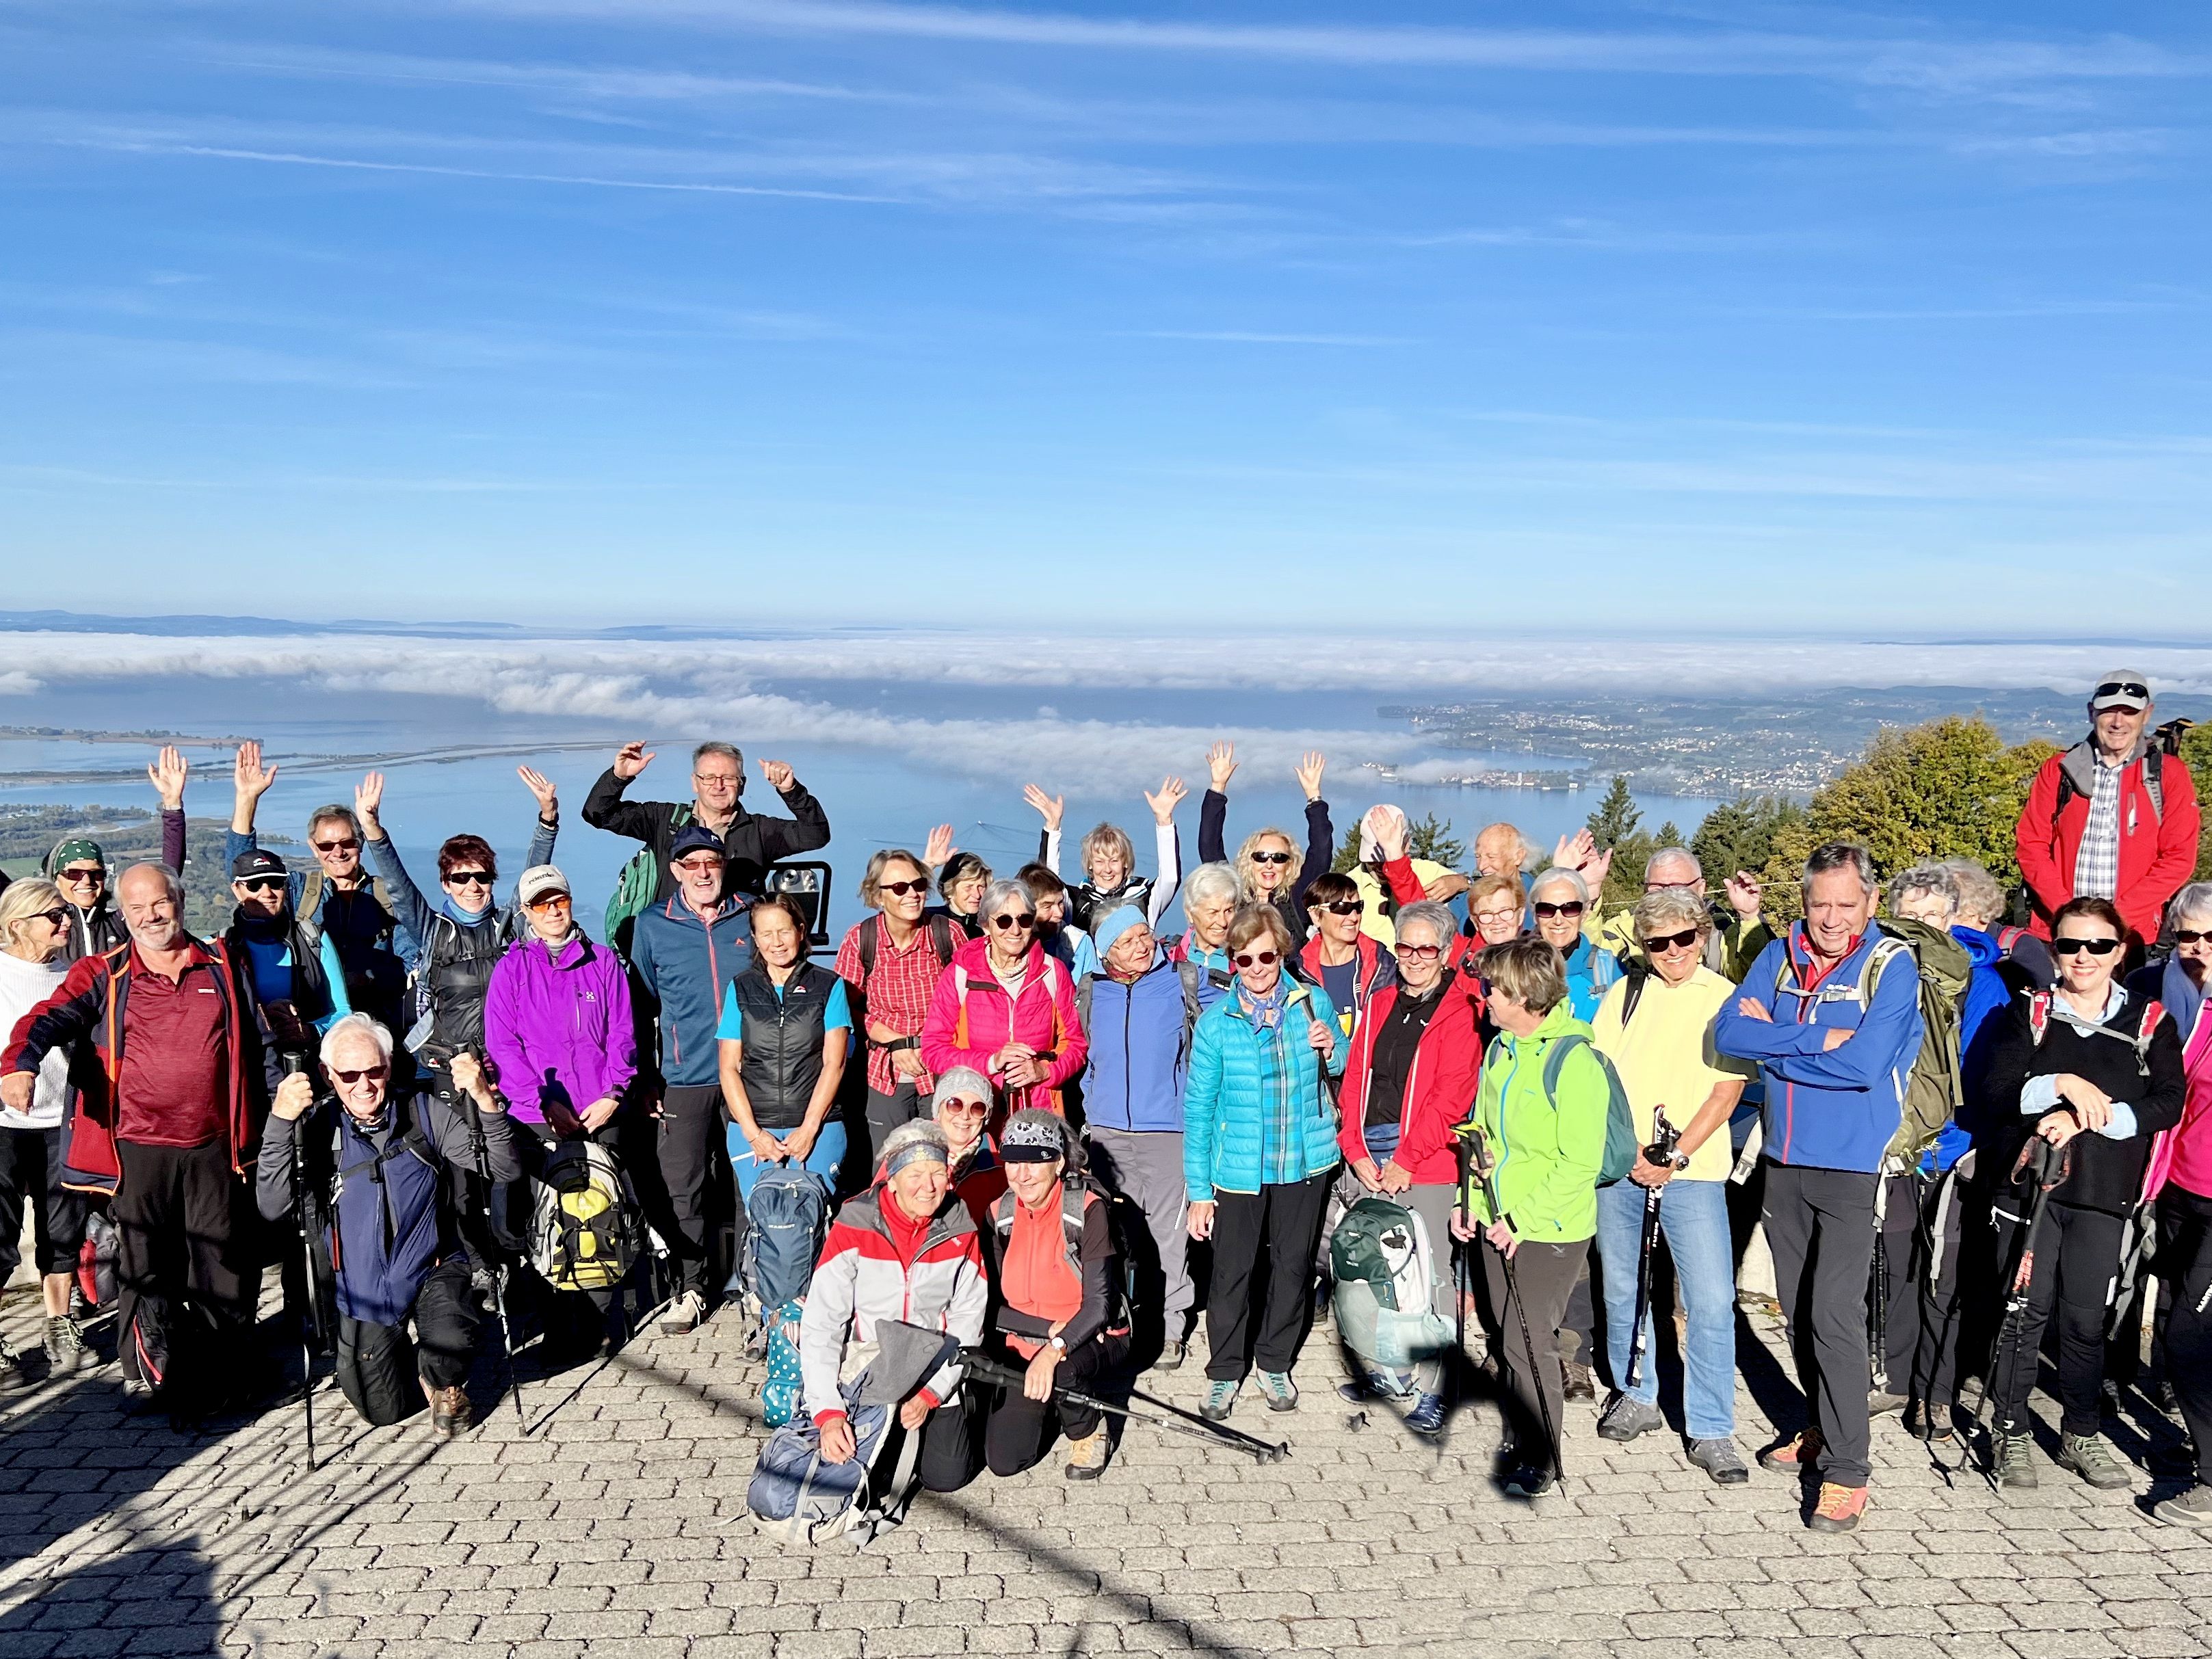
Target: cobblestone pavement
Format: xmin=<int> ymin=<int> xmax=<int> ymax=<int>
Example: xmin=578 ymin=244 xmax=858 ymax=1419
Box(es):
xmin=0 ymin=1286 xmax=2205 ymax=1659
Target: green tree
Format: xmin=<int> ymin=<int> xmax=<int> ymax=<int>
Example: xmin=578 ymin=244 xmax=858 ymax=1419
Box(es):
xmin=1585 ymin=775 xmax=1641 ymax=847
xmin=1690 ymin=794 xmax=1808 ymax=888
xmin=2181 ymin=722 xmax=2212 ymax=881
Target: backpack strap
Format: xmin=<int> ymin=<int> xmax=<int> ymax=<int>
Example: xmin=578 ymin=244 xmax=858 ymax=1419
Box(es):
xmin=1620 ymin=967 xmax=1650 ymax=1027
xmin=1174 ymin=957 xmax=1202 ymax=1033
xmin=929 ymin=916 xmax=956 ymax=969
xmin=1540 ymin=1032 xmax=1589 ymax=1099
xmin=2135 ymin=998 xmax=2165 ymax=1066
xmin=300 ymin=867 xmax=324 ymax=927
xmin=1075 ymin=973 xmax=1093 ymax=1035
xmin=858 ymin=914 xmax=880 ymax=979
xmin=2027 ymin=990 xmax=2051 ymax=1047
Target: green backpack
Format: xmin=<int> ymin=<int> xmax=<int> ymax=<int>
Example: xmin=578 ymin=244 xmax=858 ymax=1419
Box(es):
xmin=1540 ymin=1033 xmax=1640 ymax=1184
xmin=603 ymin=805 xmax=690 ymax=942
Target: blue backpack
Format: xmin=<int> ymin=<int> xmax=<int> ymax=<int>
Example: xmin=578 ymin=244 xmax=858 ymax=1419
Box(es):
xmin=739 ymin=1164 xmax=830 ymax=1327
xmin=1540 ymin=1033 xmax=1640 ymax=1184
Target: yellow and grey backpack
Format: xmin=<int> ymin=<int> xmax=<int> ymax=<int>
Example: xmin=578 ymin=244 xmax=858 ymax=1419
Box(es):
xmin=529 ymin=1140 xmax=646 ymax=1292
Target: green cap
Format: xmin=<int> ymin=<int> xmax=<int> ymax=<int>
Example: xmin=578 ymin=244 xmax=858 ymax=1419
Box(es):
xmin=47 ymin=838 xmax=105 ymax=875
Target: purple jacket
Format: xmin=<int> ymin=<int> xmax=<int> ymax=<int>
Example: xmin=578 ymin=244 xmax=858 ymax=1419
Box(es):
xmin=484 ymin=932 xmax=637 ymax=1126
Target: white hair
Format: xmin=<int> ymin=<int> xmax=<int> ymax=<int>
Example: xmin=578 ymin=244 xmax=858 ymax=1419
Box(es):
xmin=1644 ymin=847 xmax=1701 ymax=884
xmin=1183 ymin=862 xmax=1241 ymax=912
xmin=1529 ymin=866 xmax=1590 ymax=904
xmin=319 ymin=1013 xmax=394 ymax=1070
xmin=2170 ymin=881 xmax=2212 ymax=931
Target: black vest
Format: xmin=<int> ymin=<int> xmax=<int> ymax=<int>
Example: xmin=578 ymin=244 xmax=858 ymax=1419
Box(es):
xmin=418 ymin=908 xmax=516 ymax=1059
xmin=730 ymin=961 xmax=837 ymax=1130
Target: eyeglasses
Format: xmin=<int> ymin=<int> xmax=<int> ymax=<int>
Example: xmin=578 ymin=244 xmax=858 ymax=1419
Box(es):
xmin=1250 ymin=851 xmax=1294 ymax=866
xmin=526 ymin=893 xmax=572 ymax=912
xmin=445 ymin=871 xmax=492 ymax=888
xmin=878 ymin=878 xmax=929 ymax=899
xmin=332 ymin=1065 xmax=389 ymax=1085
xmin=1473 ymin=910 xmax=1520 ymax=927
xmin=34 ymin=907 xmax=69 ymax=928
xmin=693 ymin=771 xmax=741 ymax=789
xmin=313 ymin=838 xmax=360 ymax=855
xmin=57 ymin=866 xmax=103 ymax=884
xmin=1397 ymin=943 xmax=1444 ymax=961
xmin=1533 ymin=901 xmax=1585 ymax=920
xmin=1233 ymin=949 xmax=1280 ymax=968
xmin=991 ymin=912 xmax=1037 ymax=931
xmin=938 ymin=1098 xmax=988 ymax=1116
xmin=2175 ymin=929 xmax=2212 ymax=946
xmin=2052 ymin=935 xmax=2123 ymax=957
xmin=1641 ymin=927 xmax=1701 ymax=954
xmin=674 ymin=857 xmax=723 ymax=875
xmin=237 ymin=877 xmax=286 ymax=895
xmin=1317 ymin=899 xmax=1363 ymax=916
xmin=2094 ymin=682 xmax=2150 ymax=704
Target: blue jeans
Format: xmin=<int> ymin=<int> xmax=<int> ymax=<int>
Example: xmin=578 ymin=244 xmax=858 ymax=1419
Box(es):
xmin=1594 ymin=1175 xmax=1736 ymax=1440
xmin=730 ymin=1120 xmax=848 ymax=1205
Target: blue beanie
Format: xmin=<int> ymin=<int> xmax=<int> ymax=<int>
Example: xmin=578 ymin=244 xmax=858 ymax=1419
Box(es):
xmin=1091 ymin=903 xmax=1148 ymax=954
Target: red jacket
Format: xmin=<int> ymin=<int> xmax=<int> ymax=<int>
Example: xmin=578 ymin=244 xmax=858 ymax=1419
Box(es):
xmin=920 ymin=937 xmax=1088 ymax=1115
xmin=2015 ymin=742 xmax=2200 ymax=944
xmin=1335 ymin=970 xmax=1485 ymax=1186
xmin=2 ymin=938 xmax=274 ymax=1195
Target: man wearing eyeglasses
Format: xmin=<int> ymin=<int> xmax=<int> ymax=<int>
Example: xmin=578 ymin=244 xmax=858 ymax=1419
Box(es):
xmin=2016 ymin=671 xmax=2201 ymax=954
xmin=583 ymin=739 xmax=831 ymax=908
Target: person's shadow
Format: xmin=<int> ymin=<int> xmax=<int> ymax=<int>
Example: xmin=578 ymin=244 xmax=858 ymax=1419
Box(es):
xmin=0 ymin=1537 xmax=222 ymax=1656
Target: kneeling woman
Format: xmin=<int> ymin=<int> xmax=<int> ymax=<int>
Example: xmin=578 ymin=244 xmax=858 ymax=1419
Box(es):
xmin=984 ymin=1110 xmax=1129 ymax=1481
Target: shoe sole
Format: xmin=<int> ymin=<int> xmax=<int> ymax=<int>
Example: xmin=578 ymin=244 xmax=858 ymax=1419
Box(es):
xmin=1700 ymin=1467 xmax=1750 ymax=1485
xmin=1597 ymin=1417 xmax=1664 ymax=1443
xmin=1065 ymin=1465 xmax=1107 ymax=1481
xmin=2152 ymin=1502 xmax=2212 ymax=1528
xmin=1806 ymin=1516 xmax=1861 ymax=1533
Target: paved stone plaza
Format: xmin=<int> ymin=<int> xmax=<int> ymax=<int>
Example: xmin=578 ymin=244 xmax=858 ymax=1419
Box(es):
xmin=0 ymin=1288 xmax=2205 ymax=1659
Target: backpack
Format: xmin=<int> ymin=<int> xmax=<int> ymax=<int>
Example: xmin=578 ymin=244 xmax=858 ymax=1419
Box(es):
xmin=747 ymin=1392 xmax=902 ymax=1545
xmin=739 ymin=1163 xmax=832 ymax=1325
xmin=1868 ymin=918 xmax=1973 ymax=1171
xmin=124 ymin=1292 xmax=220 ymax=1418
xmin=529 ymin=1140 xmax=647 ymax=1293
xmin=75 ymin=1210 xmax=119 ymax=1310
xmin=761 ymin=1297 xmax=808 ymax=1429
xmin=856 ymin=913 xmax=957 ymax=979
xmin=1539 ymin=1033 xmax=1639 ymax=1184
xmin=2051 ymin=734 xmax=2181 ymax=823
xmin=988 ymin=1178 xmax=1133 ymax=1335
xmin=1328 ymin=1196 xmax=1454 ymax=1397
xmin=604 ymin=805 xmax=691 ymax=942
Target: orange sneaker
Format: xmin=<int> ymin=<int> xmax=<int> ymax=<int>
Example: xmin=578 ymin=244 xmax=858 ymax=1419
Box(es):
xmin=1757 ymin=1427 xmax=1823 ymax=1474
xmin=1808 ymin=1482 xmax=1868 ymax=1533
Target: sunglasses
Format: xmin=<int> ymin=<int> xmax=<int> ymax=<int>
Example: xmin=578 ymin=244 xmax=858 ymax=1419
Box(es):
xmin=2052 ymin=935 xmax=2122 ymax=957
xmin=1397 ymin=943 xmax=1443 ymax=961
xmin=313 ymin=838 xmax=360 ymax=855
xmin=34 ymin=907 xmax=70 ymax=928
xmin=1233 ymin=949 xmax=1280 ymax=968
xmin=878 ymin=878 xmax=929 ymax=899
xmin=2175 ymin=929 xmax=2212 ymax=946
xmin=1317 ymin=899 xmax=1363 ymax=917
xmin=938 ymin=1098 xmax=989 ymax=1116
xmin=526 ymin=893 xmax=572 ymax=911
xmin=1250 ymin=851 xmax=1294 ymax=866
xmin=2094 ymin=682 xmax=2150 ymax=704
xmin=674 ymin=857 xmax=723 ymax=875
xmin=1533 ymin=901 xmax=1585 ymax=920
xmin=332 ymin=1064 xmax=389 ymax=1085
xmin=1642 ymin=927 xmax=1701 ymax=954
xmin=445 ymin=870 xmax=492 ymax=888
xmin=237 ymin=876 xmax=287 ymax=895
xmin=991 ymin=912 xmax=1037 ymax=931
xmin=57 ymin=866 xmax=104 ymax=884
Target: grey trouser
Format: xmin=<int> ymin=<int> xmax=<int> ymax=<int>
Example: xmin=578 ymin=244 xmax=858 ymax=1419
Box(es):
xmin=1085 ymin=1126 xmax=1194 ymax=1329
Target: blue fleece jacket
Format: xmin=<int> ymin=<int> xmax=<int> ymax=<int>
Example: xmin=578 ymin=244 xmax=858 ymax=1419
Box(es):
xmin=630 ymin=894 xmax=754 ymax=1085
xmin=1715 ymin=925 xmax=1924 ymax=1174
xmin=1079 ymin=952 xmax=1191 ymax=1134
xmin=1949 ymin=923 xmax=2012 ymax=1154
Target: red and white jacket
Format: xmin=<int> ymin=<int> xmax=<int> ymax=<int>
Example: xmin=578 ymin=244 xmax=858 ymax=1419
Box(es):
xmin=799 ymin=1185 xmax=988 ymax=1426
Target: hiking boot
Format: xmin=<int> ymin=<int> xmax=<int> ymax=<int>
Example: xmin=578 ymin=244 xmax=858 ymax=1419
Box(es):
xmin=1152 ymin=1338 xmax=1188 ymax=1373
xmin=1403 ymin=1393 xmax=1447 ymax=1437
xmin=0 ymin=1344 xmax=35 ymax=1391
xmin=1868 ymin=1390 xmax=1908 ymax=1418
xmin=2150 ymin=1378 xmax=2179 ymax=1416
xmin=2057 ymin=1432 xmax=2131 ymax=1491
xmin=1064 ymin=1424 xmax=1109 ymax=1481
xmin=2100 ymin=1379 xmax=2125 ymax=1418
xmin=1597 ymin=1393 xmax=1665 ymax=1443
xmin=1337 ymin=1372 xmax=1395 ymax=1404
xmin=1807 ymin=1482 xmax=1868 ymax=1533
xmin=1992 ymin=1431 xmax=2039 ymax=1491
xmin=1687 ymin=1437 xmax=1749 ymax=1484
xmin=42 ymin=1317 xmax=90 ymax=1378
xmin=428 ymin=1385 xmax=471 ymax=1440
xmin=1502 ymin=1463 xmax=1554 ymax=1498
xmin=1561 ymin=1361 xmax=1595 ymax=1404
xmin=659 ymin=1289 xmax=707 ymax=1336
xmin=1759 ymin=1428 xmax=1823 ymax=1475
xmin=1201 ymin=1379 xmax=1240 ymax=1421
xmin=1255 ymin=1370 xmax=1298 ymax=1413
xmin=1905 ymin=1401 xmax=1958 ymax=1442
xmin=2151 ymin=1483 xmax=2212 ymax=1528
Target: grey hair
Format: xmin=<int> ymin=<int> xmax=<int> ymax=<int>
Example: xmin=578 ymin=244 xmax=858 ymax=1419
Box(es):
xmin=978 ymin=878 xmax=1036 ymax=923
xmin=1644 ymin=846 xmax=1702 ymax=884
xmin=2170 ymin=881 xmax=2212 ymax=931
xmin=306 ymin=804 xmax=361 ymax=842
xmin=692 ymin=740 xmax=743 ymax=771
xmin=1183 ymin=861 xmax=1241 ymax=912
xmin=1801 ymin=841 xmax=1879 ymax=902
xmin=1631 ymin=887 xmax=1711 ymax=942
xmin=1939 ymin=859 xmax=2007 ymax=929
xmin=1529 ymin=866 xmax=1590 ymax=905
xmin=1393 ymin=901 xmax=1457 ymax=953
xmin=1888 ymin=863 xmax=1960 ymax=920
xmin=319 ymin=1012 xmax=394 ymax=1069
xmin=0 ymin=878 xmax=64 ymax=951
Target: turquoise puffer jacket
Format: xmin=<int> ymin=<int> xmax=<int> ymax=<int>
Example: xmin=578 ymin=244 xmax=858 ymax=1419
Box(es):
xmin=1183 ymin=979 xmax=1345 ymax=1199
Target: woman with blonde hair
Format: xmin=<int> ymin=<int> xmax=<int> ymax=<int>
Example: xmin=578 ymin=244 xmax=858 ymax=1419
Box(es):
xmin=1196 ymin=742 xmax=1334 ymax=948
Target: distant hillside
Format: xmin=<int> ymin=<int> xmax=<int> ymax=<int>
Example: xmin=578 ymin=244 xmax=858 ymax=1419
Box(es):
xmin=1 ymin=806 xmax=304 ymax=936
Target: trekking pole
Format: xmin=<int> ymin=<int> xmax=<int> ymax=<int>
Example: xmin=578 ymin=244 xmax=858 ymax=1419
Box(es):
xmin=456 ymin=1053 xmax=526 ymax=1426
xmin=1869 ymin=1173 xmax=1891 ymax=1396
xmin=1624 ymin=1108 xmax=1682 ymax=1393
xmin=282 ymin=1054 xmax=320 ymax=1475
xmin=1973 ymin=1134 xmax=2069 ymax=1485
xmin=1451 ymin=1128 xmax=1474 ymax=1422
xmin=961 ymin=1351 xmax=1291 ymax=1463
xmin=1464 ymin=1125 xmax=1562 ymax=1484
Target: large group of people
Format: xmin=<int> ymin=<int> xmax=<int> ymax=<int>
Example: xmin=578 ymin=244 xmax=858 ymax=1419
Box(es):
xmin=1 ymin=667 xmax=2209 ymax=1541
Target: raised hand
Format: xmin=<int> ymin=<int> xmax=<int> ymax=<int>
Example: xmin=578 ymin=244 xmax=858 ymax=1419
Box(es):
xmin=234 ymin=740 xmax=278 ymax=801
xmin=1363 ymin=804 xmax=1408 ymax=864
xmin=759 ymin=759 xmax=795 ymax=793
xmin=272 ymin=1072 xmax=316 ymax=1122
xmin=1724 ymin=871 xmax=1763 ymax=918
xmin=518 ymin=765 xmax=558 ymax=820
xmin=613 ymin=741 xmax=655 ymax=781
xmin=1295 ymin=750 xmax=1327 ymax=803
xmin=1145 ymin=775 xmax=1187 ymax=825
xmin=1582 ymin=847 xmax=1614 ymax=895
xmin=1023 ymin=784 xmax=1065 ymax=832
xmin=1206 ymin=741 xmax=1237 ymax=793
xmin=923 ymin=823 xmax=956 ymax=869
xmin=1554 ymin=828 xmax=1596 ymax=870
xmin=148 ymin=745 xmax=189 ymax=811
xmin=354 ymin=771 xmax=386 ymax=834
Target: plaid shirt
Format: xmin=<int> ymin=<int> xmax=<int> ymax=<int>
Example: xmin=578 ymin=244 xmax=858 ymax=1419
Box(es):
xmin=835 ymin=918 xmax=966 ymax=1096
xmin=2072 ymin=756 xmax=2124 ymax=901
xmin=1233 ymin=985 xmax=1305 ymax=1186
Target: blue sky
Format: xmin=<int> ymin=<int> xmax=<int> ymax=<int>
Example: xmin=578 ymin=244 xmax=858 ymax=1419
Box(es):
xmin=1 ymin=1 xmax=2207 ymax=633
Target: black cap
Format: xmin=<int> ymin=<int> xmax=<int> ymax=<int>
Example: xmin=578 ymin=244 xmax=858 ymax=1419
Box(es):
xmin=231 ymin=849 xmax=289 ymax=883
xmin=670 ymin=825 xmax=726 ymax=864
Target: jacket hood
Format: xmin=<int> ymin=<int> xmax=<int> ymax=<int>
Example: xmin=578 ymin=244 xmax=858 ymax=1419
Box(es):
xmin=2059 ymin=734 xmax=2152 ymax=796
xmin=1953 ymin=923 xmax=2004 ymax=969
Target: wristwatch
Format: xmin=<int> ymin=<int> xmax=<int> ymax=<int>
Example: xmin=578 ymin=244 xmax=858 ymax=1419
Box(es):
xmin=1047 ymin=1335 xmax=1067 ymax=1353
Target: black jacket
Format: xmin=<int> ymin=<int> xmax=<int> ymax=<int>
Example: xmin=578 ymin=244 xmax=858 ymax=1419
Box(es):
xmin=581 ymin=769 xmax=830 ymax=901
xmin=1974 ymin=984 xmax=2186 ymax=1215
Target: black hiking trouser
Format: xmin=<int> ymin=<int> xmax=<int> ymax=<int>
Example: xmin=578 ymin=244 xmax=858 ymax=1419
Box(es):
xmin=2157 ymin=1184 xmax=2212 ymax=1481
xmin=1204 ymin=1172 xmax=1331 ymax=1382
xmin=1877 ymin=1167 xmax=1966 ymax=1420
xmin=334 ymin=1256 xmax=485 ymax=1425
xmin=1990 ymin=1197 xmax=2126 ymax=1439
xmin=0 ymin=1125 xmax=85 ymax=1282
xmin=114 ymin=1138 xmax=252 ymax=1382
xmin=655 ymin=1083 xmax=728 ymax=1297
xmin=1763 ymin=1162 xmax=1878 ymax=1487
xmin=1477 ymin=1235 xmax=1586 ymax=1463
xmin=984 ymin=1331 xmax=1130 ymax=1476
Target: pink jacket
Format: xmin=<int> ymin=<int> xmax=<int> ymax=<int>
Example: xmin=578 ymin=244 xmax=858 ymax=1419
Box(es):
xmin=920 ymin=936 xmax=1087 ymax=1114
xmin=2163 ymin=1003 xmax=2212 ymax=1201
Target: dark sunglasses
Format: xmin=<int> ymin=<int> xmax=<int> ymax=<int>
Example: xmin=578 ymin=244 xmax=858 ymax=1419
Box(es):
xmin=2175 ymin=929 xmax=2212 ymax=946
xmin=57 ymin=866 xmax=104 ymax=884
xmin=878 ymin=878 xmax=929 ymax=898
xmin=1533 ymin=900 xmax=1585 ymax=920
xmin=2052 ymin=935 xmax=2122 ymax=957
xmin=445 ymin=870 xmax=493 ymax=887
xmin=237 ymin=876 xmax=287 ymax=895
xmin=1317 ymin=899 xmax=1363 ymax=917
xmin=1397 ymin=943 xmax=1444 ymax=961
xmin=332 ymin=1064 xmax=389 ymax=1085
xmin=1233 ymin=949 xmax=1280 ymax=968
xmin=34 ymin=907 xmax=70 ymax=928
xmin=2094 ymin=682 xmax=2150 ymax=704
xmin=1642 ymin=927 xmax=1701 ymax=954
xmin=938 ymin=1097 xmax=988 ymax=1115
xmin=313 ymin=837 xmax=360 ymax=854
xmin=991 ymin=912 xmax=1037 ymax=931
xmin=1250 ymin=851 xmax=1294 ymax=866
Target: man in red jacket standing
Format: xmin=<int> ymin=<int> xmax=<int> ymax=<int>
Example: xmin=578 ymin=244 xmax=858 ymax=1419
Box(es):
xmin=2016 ymin=670 xmax=2200 ymax=951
